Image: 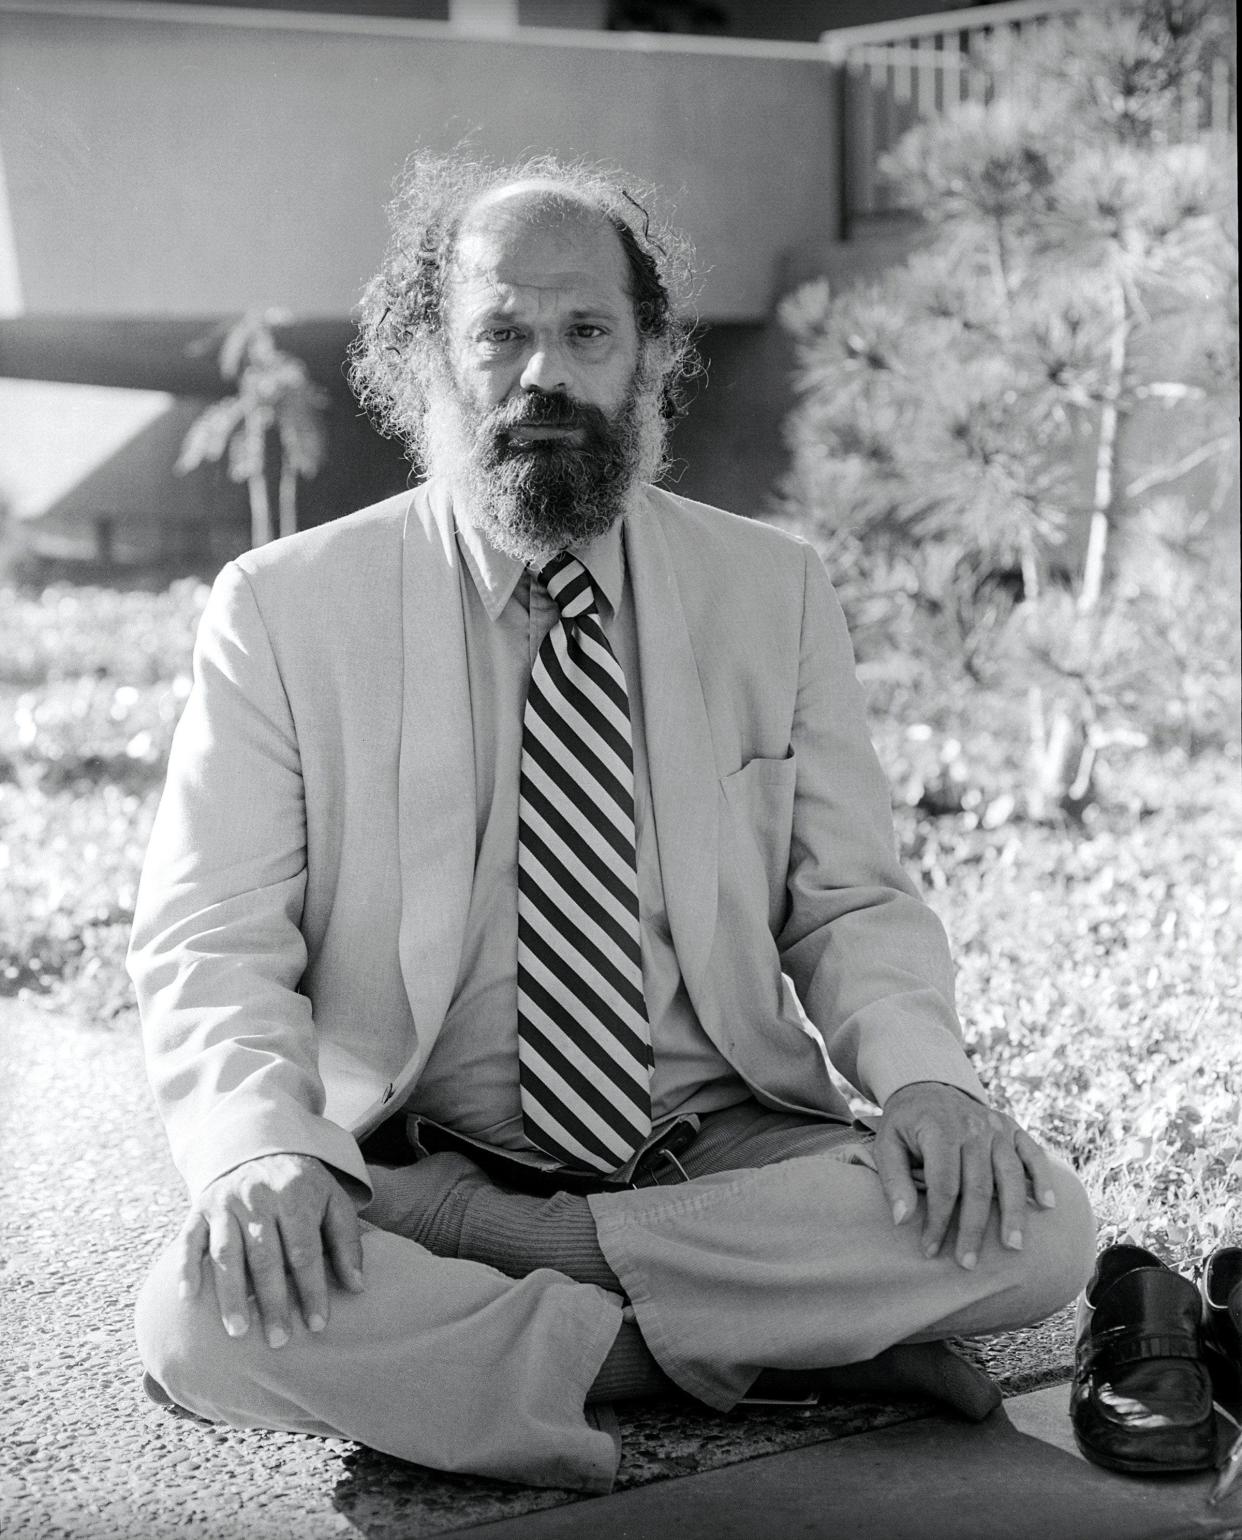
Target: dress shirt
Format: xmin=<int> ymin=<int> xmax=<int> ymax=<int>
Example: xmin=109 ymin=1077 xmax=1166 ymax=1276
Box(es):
xmin=406 ymin=505 xmax=751 ymax=1152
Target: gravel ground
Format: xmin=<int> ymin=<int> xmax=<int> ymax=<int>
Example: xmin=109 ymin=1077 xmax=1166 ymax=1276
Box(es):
xmin=0 ymin=998 xmax=1073 ymax=1540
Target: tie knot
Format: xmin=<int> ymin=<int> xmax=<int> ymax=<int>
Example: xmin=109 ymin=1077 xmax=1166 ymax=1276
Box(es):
xmin=539 ymin=553 xmax=597 ymax=622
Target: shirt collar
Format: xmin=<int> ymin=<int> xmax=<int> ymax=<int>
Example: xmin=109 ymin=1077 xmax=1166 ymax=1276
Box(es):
xmin=453 ymin=500 xmax=629 ymax=622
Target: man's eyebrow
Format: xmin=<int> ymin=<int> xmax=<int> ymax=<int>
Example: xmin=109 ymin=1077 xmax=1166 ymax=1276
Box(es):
xmin=564 ymin=305 xmax=622 ymax=324
xmin=466 ymin=300 xmax=623 ymax=327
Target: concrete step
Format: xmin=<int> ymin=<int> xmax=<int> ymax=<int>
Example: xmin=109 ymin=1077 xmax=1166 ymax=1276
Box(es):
xmin=450 ymin=1384 xmax=1242 ymax=1540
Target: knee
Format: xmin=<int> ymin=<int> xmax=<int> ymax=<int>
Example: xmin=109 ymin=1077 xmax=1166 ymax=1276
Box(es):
xmin=135 ymin=1240 xmax=242 ymax=1420
xmin=1010 ymin=1158 xmax=1096 ymax=1323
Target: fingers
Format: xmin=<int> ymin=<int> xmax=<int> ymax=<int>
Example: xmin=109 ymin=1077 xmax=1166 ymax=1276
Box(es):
xmin=241 ymin=1214 xmax=294 ymax=1348
xmin=279 ymin=1216 xmax=329 ymax=1335
xmin=953 ymin=1136 xmax=995 ymax=1270
xmin=1016 ymin=1130 xmax=1059 ymax=1210
xmin=880 ymin=1086 xmax=1062 ymax=1270
xmin=323 ymin=1185 xmax=365 ymax=1294
xmin=191 ymin=1156 xmax=361 ymax=1347
xmin=207 ymin=1209 xmax=251 ymax=1340
xmin=175 ymin=1212 xmax=209 ymax=1301
xmin=992 ymin=1135 xmax=1031 ymax=1253
xmin=872 ymin=1127 xmax=920 ymax=1230
xmin=918 ymin=1134 xmax=961 ymax=1261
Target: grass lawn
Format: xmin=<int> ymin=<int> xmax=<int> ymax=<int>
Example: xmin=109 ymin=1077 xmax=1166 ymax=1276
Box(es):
xmin=2 ymin=578 xmax=1238 ymax=1271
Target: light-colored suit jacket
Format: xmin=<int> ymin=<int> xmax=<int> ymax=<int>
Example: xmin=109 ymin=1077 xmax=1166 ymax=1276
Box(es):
xmin=129 ymin=481 xmax=985 ymax=1200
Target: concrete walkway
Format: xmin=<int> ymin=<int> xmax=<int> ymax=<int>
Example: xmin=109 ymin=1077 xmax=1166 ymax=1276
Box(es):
xmin=3 ymin=999 xmax=1238 ymax=1540
xmin=451 ymin=1386 xmax=1241 ymax=1540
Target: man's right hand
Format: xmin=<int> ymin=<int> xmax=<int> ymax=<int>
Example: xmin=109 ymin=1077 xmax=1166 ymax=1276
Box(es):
xmin=176 ymin=1152 xmax=365 ymax=1348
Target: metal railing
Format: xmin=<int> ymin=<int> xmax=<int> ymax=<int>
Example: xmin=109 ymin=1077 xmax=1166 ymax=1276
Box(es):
xmin=822 ymin=0 xmax=1236 ymax=227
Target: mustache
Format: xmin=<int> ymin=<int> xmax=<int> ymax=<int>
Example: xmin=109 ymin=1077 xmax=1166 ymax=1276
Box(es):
xmin=491 ymin=393 xmax=611 ymax=436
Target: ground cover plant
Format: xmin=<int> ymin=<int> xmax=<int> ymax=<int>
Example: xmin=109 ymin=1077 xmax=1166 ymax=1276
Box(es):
xmin=2 ymin=575 xmax=1237 ymax=1271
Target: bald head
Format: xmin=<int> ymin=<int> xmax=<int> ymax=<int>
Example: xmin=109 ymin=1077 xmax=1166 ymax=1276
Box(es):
xmin=460 ymin=176 xmax=616 ymax=230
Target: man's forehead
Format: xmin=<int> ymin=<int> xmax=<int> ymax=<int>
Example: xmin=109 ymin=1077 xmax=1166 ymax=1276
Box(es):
xmin=463 ymin=177 xmax=608 ymax=226
xmin=449 ymin=182 xmax=630 ymax=305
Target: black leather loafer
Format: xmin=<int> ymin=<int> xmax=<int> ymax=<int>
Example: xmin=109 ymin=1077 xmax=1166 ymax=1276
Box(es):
xmin=1071 ymin=1243 xmax=1217 ymax=1473
xmin=1200 ymin=1245 xmax=1242 ymax=1419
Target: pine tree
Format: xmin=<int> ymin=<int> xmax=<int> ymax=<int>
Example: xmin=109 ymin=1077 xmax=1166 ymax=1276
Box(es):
xmin=782 ymin=1 xmax=1237 ymax=819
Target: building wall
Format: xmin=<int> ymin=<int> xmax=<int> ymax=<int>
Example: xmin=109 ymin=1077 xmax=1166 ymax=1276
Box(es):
xmin=0 ymin=5 xmax=841 ymax=323
xmin=0 ymin=1 xmax=888 ymax=556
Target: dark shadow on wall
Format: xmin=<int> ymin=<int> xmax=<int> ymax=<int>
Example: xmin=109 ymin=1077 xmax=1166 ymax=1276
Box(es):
xmin=5 ymin=312 xmax=806 ymax=575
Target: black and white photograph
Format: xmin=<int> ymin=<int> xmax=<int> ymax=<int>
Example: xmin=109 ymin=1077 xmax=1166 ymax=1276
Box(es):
xmin=0 ymin=2 xmax=1238 ymax=1536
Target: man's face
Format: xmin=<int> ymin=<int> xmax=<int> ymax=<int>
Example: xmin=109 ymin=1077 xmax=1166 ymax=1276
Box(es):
xmin=425 ymin=188 xmax=658 ymax=566
xmin=448 ymin=194 xmax=639 ymax=419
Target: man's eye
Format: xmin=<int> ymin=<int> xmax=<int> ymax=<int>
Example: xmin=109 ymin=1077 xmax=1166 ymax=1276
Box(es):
xmin=480 ymin=328 xmax=521 ymax=346
xmin=572 ymin=325 xmax=607 ymax=340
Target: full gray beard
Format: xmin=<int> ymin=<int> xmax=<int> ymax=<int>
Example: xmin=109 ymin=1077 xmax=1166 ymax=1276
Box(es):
xmin=423 ymin=380 xmax=665 ymax=568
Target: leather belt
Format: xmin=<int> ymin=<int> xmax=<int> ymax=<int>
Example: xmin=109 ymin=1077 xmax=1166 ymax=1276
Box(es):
xmin=360 ymin=1112 xmax=700 ymax=1198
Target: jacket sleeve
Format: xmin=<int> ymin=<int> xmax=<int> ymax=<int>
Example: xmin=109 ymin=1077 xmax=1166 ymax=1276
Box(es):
xmin=127 ymin=561 xmax=370 ymax=1200
xmin=777 ymin=544 xmax=988 ymax=1109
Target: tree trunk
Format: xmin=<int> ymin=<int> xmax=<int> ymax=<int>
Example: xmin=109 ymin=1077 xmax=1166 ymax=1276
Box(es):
xmin=1079 ymin=280 xmax=1129 ymax=616
xmin=247 ymin=472 xmax=273 ymax=548
xmin=1027 ymin=706 xmax=1081 ymax=822
xmin=278 ymin=463 xmax=298 ymax=540
xmin=1025 ymin=280 xmax=1129 ymax=819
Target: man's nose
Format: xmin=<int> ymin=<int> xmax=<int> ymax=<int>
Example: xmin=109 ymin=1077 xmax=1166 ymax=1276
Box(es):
xmin=519 ymin=342 xmax=568 ymax=394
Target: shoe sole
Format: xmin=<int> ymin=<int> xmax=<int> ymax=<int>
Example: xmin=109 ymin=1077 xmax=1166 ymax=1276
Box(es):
xmin=1073 ymin=1431 xmax=1218 ymax=1476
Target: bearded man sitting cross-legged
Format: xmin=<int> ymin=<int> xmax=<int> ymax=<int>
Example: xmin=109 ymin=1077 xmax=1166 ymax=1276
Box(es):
xmin=131 ymin=151 xmax=1095 ymax=1494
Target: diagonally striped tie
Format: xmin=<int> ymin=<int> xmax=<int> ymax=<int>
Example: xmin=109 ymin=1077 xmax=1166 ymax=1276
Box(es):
xmin=517 ymin=552 xmax=654 ymax=1174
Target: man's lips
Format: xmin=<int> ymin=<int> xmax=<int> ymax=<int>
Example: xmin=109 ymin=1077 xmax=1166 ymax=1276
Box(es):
xmin=506 ymin=424 xmax=582 ymax=442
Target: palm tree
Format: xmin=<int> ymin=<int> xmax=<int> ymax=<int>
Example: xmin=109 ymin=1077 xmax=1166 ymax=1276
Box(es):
xmin=177 ymin=310 xmax=327 ymax=548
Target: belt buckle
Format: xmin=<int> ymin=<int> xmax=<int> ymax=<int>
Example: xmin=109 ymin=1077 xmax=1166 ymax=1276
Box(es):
xmin=626 ymin=1115 xmax=699 ymax=1187
xmin=638 ymin=1147 xmax=689 ymax=1187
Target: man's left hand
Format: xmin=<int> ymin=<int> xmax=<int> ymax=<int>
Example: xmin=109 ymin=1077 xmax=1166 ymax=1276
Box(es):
xmin=874 ymin=1081 xmax=1058 ymax=1269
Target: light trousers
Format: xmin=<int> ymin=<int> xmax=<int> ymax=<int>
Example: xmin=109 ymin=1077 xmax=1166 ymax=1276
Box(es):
xmin=135 ymin=1104 xmax=1095 ymax=1492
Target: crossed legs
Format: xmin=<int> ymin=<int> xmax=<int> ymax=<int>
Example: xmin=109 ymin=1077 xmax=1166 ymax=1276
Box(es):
xmin=135 ymin=1102 xmax=1095 ymax=1490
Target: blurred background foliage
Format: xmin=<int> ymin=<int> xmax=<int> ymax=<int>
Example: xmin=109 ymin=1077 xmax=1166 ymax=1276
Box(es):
xmin=177 ymin=311 xmax=328 ymax=549
xmin=780 ymin=0 xmax=1239 ymax=823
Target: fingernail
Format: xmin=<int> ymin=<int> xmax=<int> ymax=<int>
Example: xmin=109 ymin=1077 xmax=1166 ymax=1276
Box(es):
xmin=348 ymin=1268 xmax=364 ymax=1290
xmin=224 ymin=1314 xmax=248 ymax=1338
xmin=892 ymin=1200 xmax=909 ymax=1225
xmin=923 ymin=1241 xmax=940 ymax=1259
xmin=1042 ymin=1189 xmax=1057 ymax=1208
xmin=307 ymin=1313 xmax=326 ymax=1333
xmin=1006 ymin=1229 xmax=1024 ymax=1251
xmin=267 ymin=1326 xmax=288 ymax=1349
xmin=960 ymin=1251 xmax=978 ymax=1271
xmin=178 ymin=1280 xmax=192 ymax=1300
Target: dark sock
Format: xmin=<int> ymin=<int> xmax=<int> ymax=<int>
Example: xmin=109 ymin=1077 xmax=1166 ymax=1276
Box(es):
xmin=463 ymin=1185 xmax=622 ymax=1290
xmin=587 ymin=1320 xmax=675 ymax=1404
xmin=406 ymin=1154 xmax=622 ymax=1291
xmin=750 ymin=1341 xmax=1002 ymax=1422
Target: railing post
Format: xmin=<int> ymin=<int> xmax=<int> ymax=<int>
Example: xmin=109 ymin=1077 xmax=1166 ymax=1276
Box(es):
xmin=835 ymin=58 xmax=852 ymax=240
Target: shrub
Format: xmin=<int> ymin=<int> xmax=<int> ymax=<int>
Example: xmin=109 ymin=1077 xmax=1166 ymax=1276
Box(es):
xmin=781 ymin=1 xmax=1239 ymax=818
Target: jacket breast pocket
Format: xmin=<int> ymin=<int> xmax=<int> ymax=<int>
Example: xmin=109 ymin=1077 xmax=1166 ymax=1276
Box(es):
xmin=719 ymin=753 xmax=797 ymax=935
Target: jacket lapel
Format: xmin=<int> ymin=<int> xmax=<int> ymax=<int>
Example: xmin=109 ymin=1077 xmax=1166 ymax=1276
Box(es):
xmin=627 ymin=496 xmax=718 ymax=1003
xmin=395 ymin=482 xmax=477 ymax=1074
